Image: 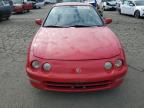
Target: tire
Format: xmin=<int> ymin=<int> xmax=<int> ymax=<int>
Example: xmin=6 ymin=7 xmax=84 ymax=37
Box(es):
xmin=103 ymin=6 xmax=106 ymax=11
xmin=134 ymin=10 xmax=140 ymax=18
xmin=118 ymin=9 xmax=121 ymax=14
xmin=21 ymin=9 xmax=24 ymax=14
xmin=36 ymin=6 xmax=40 ymax=9
xmin=98 ymin=10 xmax=103 ymax=17
xmin=27 ymin=10 xmax=30 ymax=12
xmin=6 ymin=17 xmax=10 ymax=20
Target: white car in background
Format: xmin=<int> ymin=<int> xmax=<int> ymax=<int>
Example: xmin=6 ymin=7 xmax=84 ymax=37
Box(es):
xmin=34 ymin=0 xmax=44 ymax=8
xmin=102 ymin=0 xmax=117 ymax=10
xmin=116 ymin=0 xmax=122 ymax=10
xmin=44 ymin=0 xmax=57 ymax=4
xmin=119 ymin=0 xmax=144 ymax=18
xmin=27 ymin=0 xmax=45 ymax=9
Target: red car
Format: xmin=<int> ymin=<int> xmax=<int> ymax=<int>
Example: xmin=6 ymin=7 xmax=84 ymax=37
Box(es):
xmin=13 ymin=0 xmax=32 ymax=13
xmin=26 ymin=2 xmax=128 ymax=92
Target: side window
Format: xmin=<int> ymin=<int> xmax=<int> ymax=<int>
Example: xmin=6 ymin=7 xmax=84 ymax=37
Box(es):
xmin=128 ymin=1 xmax=135 ymax=6
xmin=123 ymin=0 xmax=128 ymax=5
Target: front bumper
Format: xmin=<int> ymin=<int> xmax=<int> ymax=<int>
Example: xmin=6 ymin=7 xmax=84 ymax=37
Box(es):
xmin=0 ymin=10 xmax=11 ymax=19
xmin=105 ymin=5 xmax=117 ymax=10
xmin=140 ymin=12 xmax=144 ymax=17
xmin=0 ymin=13 xmax=11 ymax=19
xmin=26 ymin=65 xmax=128 ymax=92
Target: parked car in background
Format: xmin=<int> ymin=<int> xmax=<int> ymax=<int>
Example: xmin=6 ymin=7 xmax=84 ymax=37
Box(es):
xmin=97 ymin=0 xmax=104 ymax=16
xmin=85 ymin=0 xmax=104 ymax=16
xmin=44 ymin=0 xmax=56 ymax=4
xmin=26 ymin=3 xmax=128 ymax=92
xmin=85 ymin=0 xmax=97 ymax=7
xmin=0 ymin=0 xmax=12 ymax=20
xmin=119 ymin=0 xmax=144 ymax=18
xmin=62 ymin=0 xmax=84 ymax=2
xmin=102 ymin=0 xmax=117 ymax=10
xmin=116 ymin=0 xmax=122 ymax=10
xmin=28 ymin=0 xmax=44 ymax=9
xmin=12 ymin=0 xmax=32 ymax=13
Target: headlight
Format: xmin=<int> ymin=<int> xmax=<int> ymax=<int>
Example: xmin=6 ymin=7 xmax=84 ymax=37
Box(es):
xmin=43 ymin=63 xmax=52 ymax=71
xmin=32 ymin=60 xmax=40 ymax=69
xmin=104 ymin=62 xmax=113 ymax=70
xmin=115 ymin=59 xmax=123 ymax=68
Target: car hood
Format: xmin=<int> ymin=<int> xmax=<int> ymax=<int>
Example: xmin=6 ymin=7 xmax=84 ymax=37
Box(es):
xmin=32 ymin=27 xmax=121 ymax=60
xmin=107 ymin=1 xmax=117 ymax=5
xmin=135 ymin=6 xmax=144 ymax=10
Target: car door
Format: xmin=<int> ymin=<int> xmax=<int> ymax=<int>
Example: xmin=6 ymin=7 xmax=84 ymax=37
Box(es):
xmin=127 ymin=1 xmax=135 ymax=15
xmin=23 ymin=0 xmax=32 ymax=10
xmin=0 ymin=1 xmax=11 ymax=18
xmin=0 ymin=1 xmax=4 ymax=16
xmin=121 ymin=0 xmax=129 ymax=14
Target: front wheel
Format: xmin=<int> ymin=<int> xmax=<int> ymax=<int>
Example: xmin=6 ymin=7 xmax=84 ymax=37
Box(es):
xmin=118 ymin=9 xmax=121 ymax=14
xmin=103 ymin=6 xmax=106 ymax=11
xmin=134 ymin=10 xmax=140 ymax=18
xmin=99 ymin=11 xmax=103 ymax=17
xmin=6 ymin=17 xmax=10 ymax=20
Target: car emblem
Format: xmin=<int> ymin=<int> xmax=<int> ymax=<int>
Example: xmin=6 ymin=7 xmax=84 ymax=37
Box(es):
xmin=76 ymin=67 xmax=81 ymax=74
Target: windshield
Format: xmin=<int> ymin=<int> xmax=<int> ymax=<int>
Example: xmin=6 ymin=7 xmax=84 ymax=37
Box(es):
xmin=13 ymin=0 xmax=22 ymax=4
xmin=135 ymin=1 xmax=144 ymax=6
xmin=43 ymin=6 xmax=103 ymax=27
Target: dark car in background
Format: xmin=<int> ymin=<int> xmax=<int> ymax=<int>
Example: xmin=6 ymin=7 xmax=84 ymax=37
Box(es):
xmin=0 ymin=0 xmax=12 ymax=20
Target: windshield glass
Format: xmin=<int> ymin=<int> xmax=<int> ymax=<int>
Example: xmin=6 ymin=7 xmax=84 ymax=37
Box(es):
xmin=13 ymin=0 xmax=22 ymax=4
xmin=135 ymin=1 xmax=144 ymax=6
xmin=43 ymin=6 xmax=103 ymax=27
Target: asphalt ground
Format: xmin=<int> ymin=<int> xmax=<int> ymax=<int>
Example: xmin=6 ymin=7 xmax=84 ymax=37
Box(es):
xmin=0 ymin=5 xmax=144 ymax=108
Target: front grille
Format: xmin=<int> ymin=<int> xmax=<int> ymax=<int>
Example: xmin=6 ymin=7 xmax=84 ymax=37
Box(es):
xmin=43 ymin=80 xmax=112 ymax=90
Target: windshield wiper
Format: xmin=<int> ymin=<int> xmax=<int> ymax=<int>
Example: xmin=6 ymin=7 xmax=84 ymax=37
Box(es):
xmin=68 ymin=24 xmax=98 ymax=28
xmin=44 ymin=25 xmax=68 ymax=28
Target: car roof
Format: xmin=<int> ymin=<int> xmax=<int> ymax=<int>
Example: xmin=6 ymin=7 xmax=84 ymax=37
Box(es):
xmin=54 ymin=2 xmax=91 ymax=7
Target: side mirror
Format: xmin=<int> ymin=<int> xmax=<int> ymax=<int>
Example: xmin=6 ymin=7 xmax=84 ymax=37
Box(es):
xmin=35 ymin=19 xmax=42 ymax=25
xmin=104 ymin=18 xmax=112 ymax=24
xmin=129 ymin=3 xmax=135 ymax=6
